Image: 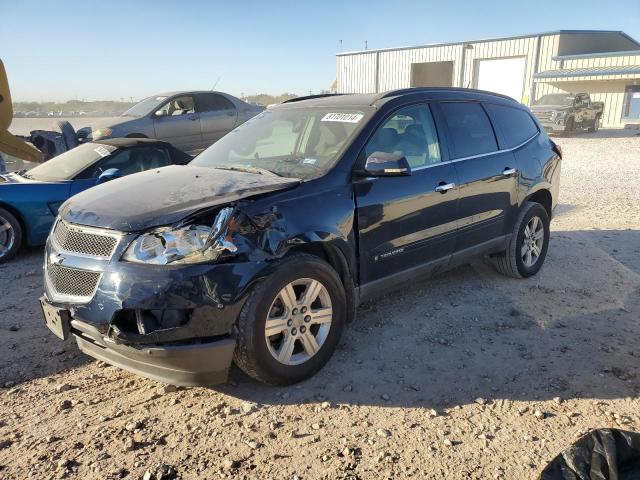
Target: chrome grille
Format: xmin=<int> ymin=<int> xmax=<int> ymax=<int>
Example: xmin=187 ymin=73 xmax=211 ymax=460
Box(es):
xmin=46 ymin=263 xmax=101 ymax=300
xmin=53 ymin=220 xmax=118 ymax=258
xmin=533 ymin=111 xmax=552 ymax=121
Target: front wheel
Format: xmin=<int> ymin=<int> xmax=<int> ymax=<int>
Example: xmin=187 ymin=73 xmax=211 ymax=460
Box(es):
xmin=588 ymin=114 xmax=601 ymax=133
xmin=492 ymin=202 xmax=550 ymax=278
xmin=233 ymin=254 xmax=346 ymax=385
xmin=0 ymin=207 xmax=22 ymax=264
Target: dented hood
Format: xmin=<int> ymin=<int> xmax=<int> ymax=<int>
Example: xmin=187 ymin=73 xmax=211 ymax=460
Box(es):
xmin=60 ymin=165 xmax=300 ymax=232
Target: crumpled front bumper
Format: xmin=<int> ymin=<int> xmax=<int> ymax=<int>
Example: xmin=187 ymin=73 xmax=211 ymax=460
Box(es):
xmin=42 ymin=232 xmax=269 ymax=385
xmin=71 ymin=319 xmax=236 ymax=386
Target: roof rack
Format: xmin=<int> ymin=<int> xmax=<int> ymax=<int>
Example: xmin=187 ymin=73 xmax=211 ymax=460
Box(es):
xmin=376 ymin=87 xmax=518 ymax=103
xmin=283 ymin=93 xmax=345 ymax=103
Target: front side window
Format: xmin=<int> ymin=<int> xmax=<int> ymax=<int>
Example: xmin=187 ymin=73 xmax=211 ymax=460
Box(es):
xmin=484 ymin=103 xmax=538 ymax=149
xmin=157 ymin=96 xmax=195 ymax=116
xmin=439 ymin=102 xmax=498 ymax=159
xmin=78 ymin=147 xmax=171 ymax=179
xmin=364 ymin=104 xmax=441 ymax=169
xmin=191 ymin=107 xmax=371 ymax=180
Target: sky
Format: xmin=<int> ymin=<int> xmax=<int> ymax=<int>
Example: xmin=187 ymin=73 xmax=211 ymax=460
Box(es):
xmin=2 ymin=0 xmax=639 ymax=102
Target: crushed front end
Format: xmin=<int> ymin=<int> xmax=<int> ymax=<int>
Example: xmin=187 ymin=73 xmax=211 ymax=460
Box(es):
xmin=40 ymin=210 xmax=268 ymax=386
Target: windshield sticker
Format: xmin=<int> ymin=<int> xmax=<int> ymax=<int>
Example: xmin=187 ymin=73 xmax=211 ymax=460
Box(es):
xmin=302 ymin=158 xmax=317 ymax=165
xmin=321 ymin=113 xmax=363 ymax=123
xmin=94 ymin=146 xmax=112 ymax=158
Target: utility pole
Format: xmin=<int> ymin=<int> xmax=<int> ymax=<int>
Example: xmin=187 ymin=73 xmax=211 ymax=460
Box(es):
xmin=365 ymin=40 xmax=368 ymax=50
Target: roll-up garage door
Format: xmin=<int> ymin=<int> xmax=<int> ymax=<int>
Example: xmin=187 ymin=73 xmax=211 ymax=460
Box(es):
xmin=476 ymin=57 xmax=526 ymax=102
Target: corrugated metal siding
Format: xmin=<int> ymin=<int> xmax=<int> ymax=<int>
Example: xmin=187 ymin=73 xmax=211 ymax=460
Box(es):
xmin=336 ymin=52 xmax=377 ymax=93
xmin=377 ymin=44 xmax=462 ymax=92
xmin=336 ymin=32 xmax=640 ymax=127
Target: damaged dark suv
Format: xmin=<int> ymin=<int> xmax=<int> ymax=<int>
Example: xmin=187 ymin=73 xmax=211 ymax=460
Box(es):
xmin=41 ymin=88 xmax=562 ymax=386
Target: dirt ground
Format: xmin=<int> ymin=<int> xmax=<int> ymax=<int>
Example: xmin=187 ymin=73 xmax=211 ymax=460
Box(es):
xmin=1 ymin=129 xmax=639 ymax=480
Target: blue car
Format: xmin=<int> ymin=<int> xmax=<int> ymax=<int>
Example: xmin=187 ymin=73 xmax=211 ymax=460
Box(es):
xmin=0 ymin=138 xmax=190 ymax=262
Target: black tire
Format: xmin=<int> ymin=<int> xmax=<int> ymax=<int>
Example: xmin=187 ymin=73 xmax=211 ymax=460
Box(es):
xmin=587 ymin=114 xmax=601 ymax=133
xmin=492 ymin=201 xmax=550 ymax=279
xmin=562 ymin=117 xmax=574 ymax=136
xmin=233 ymin=254 xmax=346 ymax=385
xmin=0 ymin=207 xmax=23 ymax=264
xmin=54 ymin=120 xmax=78 ymax=150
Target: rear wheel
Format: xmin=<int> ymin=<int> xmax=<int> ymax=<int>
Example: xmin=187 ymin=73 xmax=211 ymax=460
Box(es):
xmin=588 ymin=114 xmax=601 ymax=133
xmin=0 ymin=207 xmax=22 ymax=263
xmin=492 ymin=202 xmax=550 ymax=278
xmin=233 ymin=254 xmax=346 ymax=385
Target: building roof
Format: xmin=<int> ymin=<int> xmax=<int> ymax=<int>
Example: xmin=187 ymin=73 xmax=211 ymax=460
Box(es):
xmin=534 ymin=65 xmax=640 ymax=79
xmin=336 ymin=30 xmax=640 ymax=56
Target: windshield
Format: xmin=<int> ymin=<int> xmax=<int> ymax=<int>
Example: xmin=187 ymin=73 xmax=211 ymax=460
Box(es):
xmin=534 ymin=94 xmax=575 ymax=106
xmin=121 ymin=96 xmax=168 ymax=117
xmin=191 ymin=107 xmax=370 ymax=180
xmin=26 ymin=143 xmax=116 ymax=181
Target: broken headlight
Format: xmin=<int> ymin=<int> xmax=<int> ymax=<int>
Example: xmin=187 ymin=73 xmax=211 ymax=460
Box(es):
xmin=122 ymin=207 xmax=238 ymax=265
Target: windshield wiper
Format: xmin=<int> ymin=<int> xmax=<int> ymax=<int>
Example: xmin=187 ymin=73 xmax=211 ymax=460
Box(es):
xmin=17 ymin=169 xmax=33 ymax=179
xmin=213 ymin=165 xmax=282 ymax=177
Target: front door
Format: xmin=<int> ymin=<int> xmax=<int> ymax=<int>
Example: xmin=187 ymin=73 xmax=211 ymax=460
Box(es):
xmin=435 ymin=101 xmax=519 ymax=252
xmin=153 ymin=95 xmax=202 ymax=152
xmin=354 ymin=104 xmax=459 ymax=285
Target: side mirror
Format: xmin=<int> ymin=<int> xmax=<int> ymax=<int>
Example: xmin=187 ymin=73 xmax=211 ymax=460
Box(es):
xmin=361 ymin=152 xmax=411 ymax=177
xmin=96 ymin=168 xmax=122 ymax=184
xmin=154 ymin=110 xmax=167 ymax=118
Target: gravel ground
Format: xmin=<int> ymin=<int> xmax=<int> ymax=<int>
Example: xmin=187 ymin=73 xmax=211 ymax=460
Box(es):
xmin=1 ymin=129 xmax=639 ymax=480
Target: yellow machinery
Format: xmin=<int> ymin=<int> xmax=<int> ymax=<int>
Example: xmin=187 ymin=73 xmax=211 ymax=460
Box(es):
xmin=0 ymin=59 xmax=43 ymax=162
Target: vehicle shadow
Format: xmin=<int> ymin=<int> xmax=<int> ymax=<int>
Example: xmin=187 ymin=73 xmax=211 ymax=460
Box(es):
xmin=2 ymin=228 xmax=639 ymax=409
xmin=217 ymin=228 xmax=640 ymax=409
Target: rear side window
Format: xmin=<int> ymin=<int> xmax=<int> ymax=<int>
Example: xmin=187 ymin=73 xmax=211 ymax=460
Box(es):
xmin=439 ymin=102 xmax=497 ymax=159
xmin=485 ymin=103 xmax=538 ymax=149
xmin=197 ymin=94 xmax=235 ymax=112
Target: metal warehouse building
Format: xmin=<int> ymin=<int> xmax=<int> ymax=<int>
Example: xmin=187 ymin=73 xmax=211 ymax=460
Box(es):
xmin=336 ymin=30 xmax=640 ymax=128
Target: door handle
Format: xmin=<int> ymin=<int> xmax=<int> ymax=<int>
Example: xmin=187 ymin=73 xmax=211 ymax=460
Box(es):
xmin=188 ymin=115 xmax=198 ymax=121
xmin=226 ymin=111 xmax=235 ymax=116
xmin=435 ymin=182 xmax=455 ymax=193
xmin=502 ymin=168 xmax=518 ymax=177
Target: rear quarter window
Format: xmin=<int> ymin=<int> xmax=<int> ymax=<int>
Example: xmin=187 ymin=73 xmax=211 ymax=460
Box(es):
xmin=484 ymin=103 xmax=538 ymax=149
xmin=439 ymin=102 xmax=498 ymax=159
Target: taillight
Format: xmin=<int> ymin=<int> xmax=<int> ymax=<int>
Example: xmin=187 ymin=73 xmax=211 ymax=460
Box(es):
xmin=551 ymin=141 xmax=562 ymax=159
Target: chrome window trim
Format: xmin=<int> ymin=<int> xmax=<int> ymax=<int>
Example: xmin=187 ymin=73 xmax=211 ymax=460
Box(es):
xmin=410 ymin=131 xmax=539 ymax=172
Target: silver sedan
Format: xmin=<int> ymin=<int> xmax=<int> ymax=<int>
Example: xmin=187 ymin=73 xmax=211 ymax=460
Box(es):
xmin=78 ymin=91 xmax=264 ymax=154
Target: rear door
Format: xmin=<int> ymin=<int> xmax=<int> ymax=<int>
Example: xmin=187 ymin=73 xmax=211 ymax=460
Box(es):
xmin=152 ymin=95 xmax=202 ymax=152
xmin=196 ymin=93 xmax=238 ymax=148
xmin=435 ymin=101 xmax=519 ymax=252
xmin=354 ymin=103 xmax=459 ymax=285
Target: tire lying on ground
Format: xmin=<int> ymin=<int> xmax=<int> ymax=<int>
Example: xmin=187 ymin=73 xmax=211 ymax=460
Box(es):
xmin=233 ymin=253 xmax=346 ymax=385
xmin=54 ymin=120 xmax=78 ymax=150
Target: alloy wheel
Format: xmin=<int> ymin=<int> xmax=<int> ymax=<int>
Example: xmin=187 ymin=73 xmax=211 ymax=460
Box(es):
xmin=265 ymin=278 xmax=333 ymax=365
xmin=521 ymin=215 xmax=544 ymax=268
xmin=0 ymin=214 xmax=15 ymax=260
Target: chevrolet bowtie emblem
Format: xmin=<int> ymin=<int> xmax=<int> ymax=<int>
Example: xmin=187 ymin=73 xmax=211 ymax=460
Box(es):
xmin=49 ymin=252 xmax=64 ymax=265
